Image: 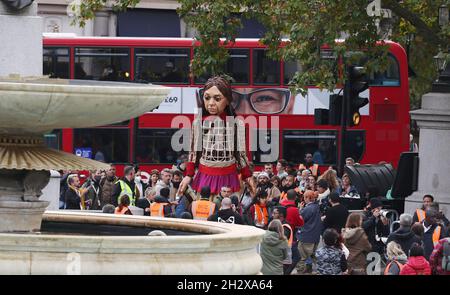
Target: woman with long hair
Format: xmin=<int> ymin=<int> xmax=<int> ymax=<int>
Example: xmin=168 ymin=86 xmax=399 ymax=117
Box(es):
xmin=342 ymin=212 xmax=372 ymax=274
xmin=260 ymin=219 xmax=289 ymax=275
xmin=318 ymin=169 xmax=340 ymax=192
xmin=177 ymin=76 xmax=255 ymax=197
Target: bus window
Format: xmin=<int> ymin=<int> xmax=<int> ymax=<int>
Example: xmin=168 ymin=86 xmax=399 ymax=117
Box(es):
xmin=73 ymin=128 xmax=129 ymax=163
xmin=136 ymin=129 xmax=189 ymax=164
xmin=43 ymin=47 xmax=69 ymax=79
xmin=283 ymin=60 xmax=304 ymax=85
xmin=282 ymin=130 xmax=337 ymax=165
xmin=194 ymin=49 xmax=250 ymax=85
xmin=135 ymin=48 xmax=190 ymax=84
xmin=253 ymin=49 xmax=280 ymax=85
xmin=369 ymin=54 xmax=400 ymax=86
xmin=74 ymin=47 xmax=130 ymax=81
xmin=224 ymin=49 xmax=250 ymax=84
xmin=343 ymin=130 xmax=365 ymax=163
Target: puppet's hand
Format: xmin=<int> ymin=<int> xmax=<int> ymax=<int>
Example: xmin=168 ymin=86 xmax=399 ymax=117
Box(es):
xmin=177 ymin=176 xmax=192 ymax=196
xmin=245 ymin=176 xmax=257 ymax=197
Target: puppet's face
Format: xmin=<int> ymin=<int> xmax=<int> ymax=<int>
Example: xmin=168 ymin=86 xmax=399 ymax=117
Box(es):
xmin=203 ymin=86 xmax=229 ymax=115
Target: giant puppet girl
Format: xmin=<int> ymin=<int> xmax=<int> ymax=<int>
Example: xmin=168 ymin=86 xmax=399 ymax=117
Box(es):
xmin=177 ymin=76 xmax=256 ymax=197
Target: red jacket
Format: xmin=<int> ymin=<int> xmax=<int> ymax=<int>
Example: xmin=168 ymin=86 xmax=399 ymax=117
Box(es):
xmin=280 ymin=200 xmax=304 ymax=232
xmin=400 ymin=256 xmax=431 ymax=275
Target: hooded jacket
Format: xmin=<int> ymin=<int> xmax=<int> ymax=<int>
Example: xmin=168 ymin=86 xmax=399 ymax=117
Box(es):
xmin=400 ymin=256 xmax=431 ymax=275
xmin=280 ymin=199 xmax=304 ymax=233
xmin=342 ymin=227 xmax=372 ymax=274
xmin=386 ymin=226 xmax=422 ymax=255
xmin=260 ymin=231 xmax=289 ymax=275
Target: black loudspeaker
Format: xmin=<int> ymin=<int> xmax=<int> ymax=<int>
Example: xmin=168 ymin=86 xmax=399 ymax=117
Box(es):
xmin=344 ymin=164 xmax=396 ymax=198
xmin=329 ymin=94 xmax=342 ymax=125
xmin=391 ymin=152 xmax=419 ymax=198
xmin=314 ymin=108 xmax=329 ymax=125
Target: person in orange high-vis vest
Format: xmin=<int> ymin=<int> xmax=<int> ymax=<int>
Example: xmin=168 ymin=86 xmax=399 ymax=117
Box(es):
xmin=190 ymin=186 xmax=216 ymax=220
xmin=150 ymin=202 xmax=169 ymax=217
xmin=114 ymin=195 xmax=132 ymax=215
xmin=298 ymin=153 xmax=319 ymax=178
xmin=249 ymin=191 xmax=269 ymax=229
xmin=422 ymin=209 xmax=446 ymax=260
xmin=413 ymin=195 xmax=434 ymax=223
xmin=150 ymin=187 xmax=172 ymax=217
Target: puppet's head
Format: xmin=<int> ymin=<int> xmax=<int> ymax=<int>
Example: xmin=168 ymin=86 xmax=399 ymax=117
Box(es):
xmin=201 ymin=76 xmax=235 ymax=116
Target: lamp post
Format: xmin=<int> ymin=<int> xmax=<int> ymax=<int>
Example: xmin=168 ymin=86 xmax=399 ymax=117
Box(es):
xmin=432 ymin=4 xmax=450 ymax=93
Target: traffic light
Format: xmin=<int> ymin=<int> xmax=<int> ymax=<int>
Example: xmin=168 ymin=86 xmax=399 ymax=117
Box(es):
xmin=314 ymin=108 xmax=329 ymax=125
xmin=328 ymin=94 xmax=342 ymax=125
xmin=346 ymin=65 xmax=369 ymax=127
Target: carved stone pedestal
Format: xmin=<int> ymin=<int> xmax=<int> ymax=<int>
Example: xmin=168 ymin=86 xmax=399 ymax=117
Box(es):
xmin=0 ymin=169 xmax=50 ymax=232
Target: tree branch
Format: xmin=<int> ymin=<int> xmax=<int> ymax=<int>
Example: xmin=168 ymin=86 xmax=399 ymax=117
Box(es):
xmin=383 ymin=0 xmax=445 ymax=47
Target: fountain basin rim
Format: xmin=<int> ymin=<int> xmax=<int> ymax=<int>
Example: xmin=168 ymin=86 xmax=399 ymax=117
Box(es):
xmin=0 ymin=79 xmax=170 ymax=95
xmin=0 ymin=211 xmax=265 ymax=254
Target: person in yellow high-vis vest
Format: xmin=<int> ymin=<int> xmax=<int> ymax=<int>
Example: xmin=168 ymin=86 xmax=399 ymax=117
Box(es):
xmin=112 ymin=165 xmax=138 ymax=207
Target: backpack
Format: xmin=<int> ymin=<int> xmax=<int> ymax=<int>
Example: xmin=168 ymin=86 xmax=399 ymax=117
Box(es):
xmin=442 ymin=238 xmax=450 ymax=272
xmin=384 ymin=260 xmax=404 ymax=275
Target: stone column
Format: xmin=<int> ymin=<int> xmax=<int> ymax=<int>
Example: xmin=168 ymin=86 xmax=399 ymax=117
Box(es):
xmin=407 ymin=92 xmax=450 ymax=216
xmin=0 ymin=2 xmax=42 ymax=77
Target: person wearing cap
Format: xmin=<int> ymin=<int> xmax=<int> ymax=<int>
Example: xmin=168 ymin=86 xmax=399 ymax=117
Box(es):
xmin=257 ymin=171 xmax=281 ymax=204
xmin=362 ymin=198 xmax=390 ymax=254
xmin=190 ymin=186 xmax=217 ymax=221
xmin=387 ymin=213 xmax=422 ymax=255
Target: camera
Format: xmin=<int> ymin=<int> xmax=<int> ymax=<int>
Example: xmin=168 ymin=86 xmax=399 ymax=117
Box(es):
xmin=379 ymin=209 xmax=392 ymax=219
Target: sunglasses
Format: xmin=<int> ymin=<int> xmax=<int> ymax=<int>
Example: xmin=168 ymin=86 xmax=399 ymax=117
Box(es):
xmin=197 ymin=88 xmax=291 ymax=114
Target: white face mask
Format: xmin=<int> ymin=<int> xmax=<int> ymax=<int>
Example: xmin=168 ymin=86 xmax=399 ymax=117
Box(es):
xmin=135 ymin=176 xmax=141 ymax=183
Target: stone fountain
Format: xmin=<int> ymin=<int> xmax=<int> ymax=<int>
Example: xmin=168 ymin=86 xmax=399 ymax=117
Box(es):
xmin=0 ymin=1 xmax=264 ymax=274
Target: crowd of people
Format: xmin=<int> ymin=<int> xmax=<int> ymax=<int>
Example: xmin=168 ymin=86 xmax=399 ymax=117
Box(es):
xmin=58 ymin=154 xmax=450 ymax=276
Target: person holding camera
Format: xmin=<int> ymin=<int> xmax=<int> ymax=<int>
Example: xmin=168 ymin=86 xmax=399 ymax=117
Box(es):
xmin=362 ymin=198 xmax=390 ymax=255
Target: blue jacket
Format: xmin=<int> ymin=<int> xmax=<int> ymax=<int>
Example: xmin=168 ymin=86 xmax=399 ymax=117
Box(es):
xmin=298 ymin=201 xmax=322 ymax=244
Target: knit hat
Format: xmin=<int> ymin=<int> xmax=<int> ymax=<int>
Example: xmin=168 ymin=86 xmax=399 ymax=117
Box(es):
xmin=258 ymin=172 xmax=270 ymax=179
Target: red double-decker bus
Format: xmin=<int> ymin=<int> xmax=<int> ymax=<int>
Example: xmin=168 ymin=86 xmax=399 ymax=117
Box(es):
xmin=43 ymin=34 xmax=410 ymax=176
